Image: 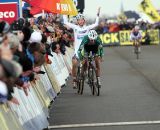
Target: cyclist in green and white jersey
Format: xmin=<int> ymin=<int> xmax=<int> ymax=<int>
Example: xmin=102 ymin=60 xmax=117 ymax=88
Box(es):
xmin=78 ymin=30 xmax=104 ymax=87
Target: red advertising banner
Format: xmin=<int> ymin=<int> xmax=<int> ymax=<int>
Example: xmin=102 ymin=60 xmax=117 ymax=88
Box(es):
xmin=0 ymin=2 xmax=18 ymax=24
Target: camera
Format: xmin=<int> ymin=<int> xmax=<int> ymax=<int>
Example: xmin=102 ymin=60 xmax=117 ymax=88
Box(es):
xmin=10 ymin=18 xmax=25 ymax=32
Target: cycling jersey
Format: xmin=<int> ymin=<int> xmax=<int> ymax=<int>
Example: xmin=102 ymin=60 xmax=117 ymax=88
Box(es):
xmin=63 ymin=15 xmax=99 ymax=57
xmin=78 ymin=35 xmax=104 ymax=60
xmin=130 ymin=30 xmax=142 ymax=41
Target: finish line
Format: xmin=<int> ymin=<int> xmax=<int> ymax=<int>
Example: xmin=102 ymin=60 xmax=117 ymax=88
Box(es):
xmin=48 ymin=120 xmax=160 ymax=129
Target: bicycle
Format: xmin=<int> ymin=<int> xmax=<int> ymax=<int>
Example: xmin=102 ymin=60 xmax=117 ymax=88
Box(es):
xmin=133 ymin=39 xmax=141 ymax=59
xmin=77 ymin=52 xmax=100 ymax=96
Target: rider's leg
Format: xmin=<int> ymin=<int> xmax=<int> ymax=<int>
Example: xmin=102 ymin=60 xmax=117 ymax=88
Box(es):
xmin=72 ymin=57 xmax=78 ymax=84
xmin=133 ymin=40 xmax=136 ymax=53
xmin=83 ymin=59 xmax=88 ymax=74
xmin=95 ymin=57 xmax=101 ymax=87
xmin=138 ymin=40 xmax=141 ymax=52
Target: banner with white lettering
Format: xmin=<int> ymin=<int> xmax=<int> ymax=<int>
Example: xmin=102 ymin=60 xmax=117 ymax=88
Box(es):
xmin=0 ymin=2 xmax=18 ymax=24
xmin=39 ymin=0 xmax=78 ymax=16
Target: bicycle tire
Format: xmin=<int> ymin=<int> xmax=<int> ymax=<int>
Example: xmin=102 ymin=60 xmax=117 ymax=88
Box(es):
xmin=76 ymin=66 xmax=81 ymax=94
xmin=93 ymin=67 xmax=100 ymax=96
xmin=88 ymin=67 xmax=94 ymax=95
xmin=134 ymin=42 xmax=139 ymax=60
xmin=90 ymin=65 xmax=100 ymax=96
xmin=79 ymin=67 xmax=85 ymax=95
xmin=137 ymin=51 xmax=139 ymax=59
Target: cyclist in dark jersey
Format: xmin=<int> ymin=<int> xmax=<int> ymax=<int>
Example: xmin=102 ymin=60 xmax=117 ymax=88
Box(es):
xmin=78 ymin=30 xmax=104 ymax=87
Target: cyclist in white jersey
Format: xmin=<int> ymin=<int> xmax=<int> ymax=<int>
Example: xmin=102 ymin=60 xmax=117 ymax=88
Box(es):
xmin=130 ymin=25 xmax=142 ymax=52
xmin=63 ymin=7 xmax=101 ymax=88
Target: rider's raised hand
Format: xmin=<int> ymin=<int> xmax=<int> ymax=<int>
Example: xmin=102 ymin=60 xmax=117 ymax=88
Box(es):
xmin=97 ymin=7 xmax=101 ymax=16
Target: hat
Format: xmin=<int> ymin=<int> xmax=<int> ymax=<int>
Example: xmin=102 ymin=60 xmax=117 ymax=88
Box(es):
xmin=30 ymin=31 xmax=42 ymax=43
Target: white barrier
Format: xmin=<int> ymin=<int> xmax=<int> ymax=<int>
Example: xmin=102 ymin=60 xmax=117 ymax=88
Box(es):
xmin=0 ymin=48 xmax=74 ymax=130
xmin=51 ymin=52 xmax=66 ymax=87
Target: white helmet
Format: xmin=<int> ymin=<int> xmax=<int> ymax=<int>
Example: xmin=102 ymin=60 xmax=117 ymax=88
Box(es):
xmin=88 ymin=30 xmax=98 ymax=40
xmin=134 ymin=25 xmax=140 ymax=30
xmin=76 ymin=13 xmax=85 ymax=20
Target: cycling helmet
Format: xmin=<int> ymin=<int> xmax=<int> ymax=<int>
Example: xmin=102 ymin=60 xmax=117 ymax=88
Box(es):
xmin=76 ymin=13 xmax=85 ymax=20
xmin=134 ymin=25 xmax=140 ymax=30
xmin=88 ymin=30 xmax=98 ymax=40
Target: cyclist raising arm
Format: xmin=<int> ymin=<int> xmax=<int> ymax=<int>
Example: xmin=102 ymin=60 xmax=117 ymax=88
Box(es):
xmin=78 ymin=30 xmax=104 ymax=87
xmin=63 ymin=7 xmax=101 ymax=88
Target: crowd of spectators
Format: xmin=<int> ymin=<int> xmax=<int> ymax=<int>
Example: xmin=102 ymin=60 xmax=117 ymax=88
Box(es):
xmin=96 ymin=19 xmax=160 ymax=34
xmin=0 ymin=13 xmax=74 ymax=105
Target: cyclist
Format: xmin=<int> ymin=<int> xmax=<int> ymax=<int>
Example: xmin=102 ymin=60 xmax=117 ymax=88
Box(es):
xmin=130 ymin=25 xmax=142 ymax=52
xmin=78 ymin=30 xmax=104 ymax=87
xmin=63 ymin=7 xmax=101 ymax=88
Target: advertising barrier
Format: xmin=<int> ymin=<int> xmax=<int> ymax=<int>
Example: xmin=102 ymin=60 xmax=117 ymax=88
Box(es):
xmin=0 ymin=3 xmax=18 ymax=24
xmin=100 ymin=29 xmax=160 ymax=46
xmin=0 ymin=48 xmax=74 ymax=130
xmin=0 ymin=0 xmax=22 ymax=23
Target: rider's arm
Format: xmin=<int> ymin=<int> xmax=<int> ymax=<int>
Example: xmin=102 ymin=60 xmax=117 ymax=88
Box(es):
xmin=86 ymin=7 xmax=100 ymax=29
xmin=63 ymin=15 xmax=77 ymax=29
xmin=86 ymin=16 xmax=99 ymax=30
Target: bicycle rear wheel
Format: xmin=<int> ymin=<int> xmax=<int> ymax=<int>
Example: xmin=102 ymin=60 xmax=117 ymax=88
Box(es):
xmin=78 ymin=67 xmax=85 ymax=95
xmin=76 ymin=66 xmax=80 ymax=93
xmin=134 ymin=44 xmax=139 ymax=60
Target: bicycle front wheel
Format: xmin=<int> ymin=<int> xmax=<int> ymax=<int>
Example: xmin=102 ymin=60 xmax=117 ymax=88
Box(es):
xmin=90 ymin=66 xmax=100 ymax=96
xmin=76 ymin=66 xmax=80 ymax=93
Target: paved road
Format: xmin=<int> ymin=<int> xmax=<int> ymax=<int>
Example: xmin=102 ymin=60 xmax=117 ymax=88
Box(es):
xmin=48 ymin=45 xmax=160 ymax=130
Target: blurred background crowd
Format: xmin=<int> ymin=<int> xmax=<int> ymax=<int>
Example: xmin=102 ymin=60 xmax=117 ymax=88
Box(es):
xmin=0 ymin=13 xmax=74 ymax=105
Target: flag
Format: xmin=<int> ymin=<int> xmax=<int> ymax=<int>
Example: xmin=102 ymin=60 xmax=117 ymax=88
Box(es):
xmin=23 ymin=0 xmax=78 ymax=16
xmin=39 ymin=0 xmax=78 ymax=16
xmin=30 ymin=7 xmax=42 ymax=15
xmin=139 ymin=0 xmax=160 ymax=22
